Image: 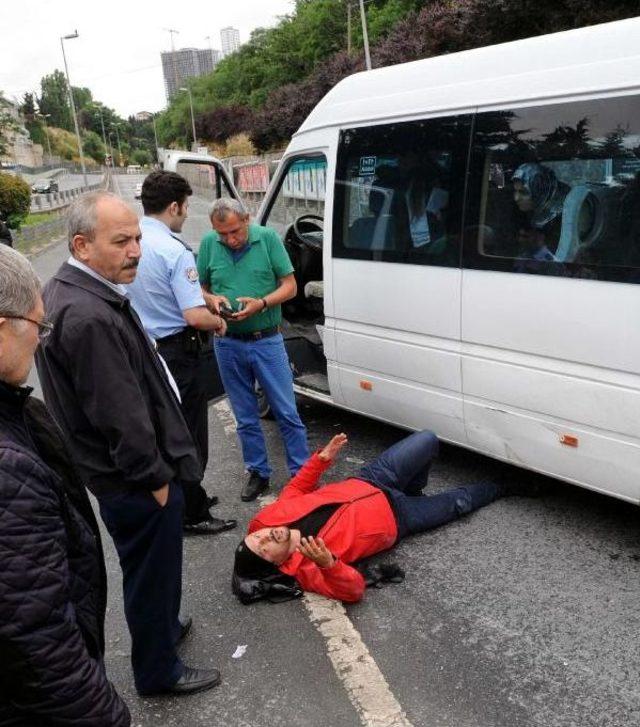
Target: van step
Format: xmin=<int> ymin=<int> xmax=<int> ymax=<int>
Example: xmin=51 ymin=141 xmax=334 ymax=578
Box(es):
xmin=294 ymin=373 xmax=330 ymax=394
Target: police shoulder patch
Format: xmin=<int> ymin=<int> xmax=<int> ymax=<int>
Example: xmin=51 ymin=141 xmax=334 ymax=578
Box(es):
xmin=185 ymin=267 xmax=199 ymax=283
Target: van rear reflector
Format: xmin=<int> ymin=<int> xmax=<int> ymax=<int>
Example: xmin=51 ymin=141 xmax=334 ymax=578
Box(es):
xmin=360 ymin=380 xmax=373 ymax=391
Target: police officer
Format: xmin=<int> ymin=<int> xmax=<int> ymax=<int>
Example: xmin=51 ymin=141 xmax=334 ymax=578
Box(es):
xmin=127 ymin=170 xmax=236 ymax=535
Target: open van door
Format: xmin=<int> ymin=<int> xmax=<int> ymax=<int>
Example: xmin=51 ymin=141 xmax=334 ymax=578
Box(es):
xmin=161 ymin=149 xmax=240 ymax=256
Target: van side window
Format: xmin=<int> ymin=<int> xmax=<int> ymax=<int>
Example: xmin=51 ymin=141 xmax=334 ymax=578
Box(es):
xmin=333 ymin=116 xmax=472 ymax=266
xmin=262 ymin=157 xmax=327 ymax=237
xmin=465 ymin=95 xmax=640 ymax=284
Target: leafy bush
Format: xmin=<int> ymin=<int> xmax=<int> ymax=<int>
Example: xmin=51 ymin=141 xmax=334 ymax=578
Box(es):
xmin=0 ymin=173 xmax=31 ymax=228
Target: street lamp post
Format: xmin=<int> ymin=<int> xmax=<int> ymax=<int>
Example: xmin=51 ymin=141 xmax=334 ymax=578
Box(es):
xmin=179 ymin=87 xmax=197 ymax=150
xmin=112 ymin=124 xmax=123 ymax=167
xmin=60 ymin=30 xmax=88 ymax=186
xmin=107 ymin=132 xmax=116 ymax=168
xmin=151 ymin=114 xmax=160 ymax=163
xmin=358 ymin=0 xmax=372 ymax=71
xmin=93 ymin=105 xmax=108 ymax=164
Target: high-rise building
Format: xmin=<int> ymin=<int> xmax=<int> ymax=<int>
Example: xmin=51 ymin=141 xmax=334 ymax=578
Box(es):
xmin=161 ymin=47 xmax=220 ymax=101
xmin=220 ymin=27 xmax=240 ymax=57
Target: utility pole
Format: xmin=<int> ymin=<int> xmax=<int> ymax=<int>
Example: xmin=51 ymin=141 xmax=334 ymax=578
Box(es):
xmin=93 ymin=105 xmax=108 ymax=162
xmin=358 ymin=0 xmax=372 ymax=70
xmin=60 ymin=30 xmax=88 ymax=186
xmin=151 ymin=114 xmax=160 ymax=163
xmin=347 ymin=1 xmax=352 ymax=55
xmin=165 ymin=28 xmax=180 ymax=99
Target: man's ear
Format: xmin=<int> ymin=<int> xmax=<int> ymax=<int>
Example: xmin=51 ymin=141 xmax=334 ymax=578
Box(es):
xmin=169 ymin=201 xmax=180 ymax=217
xmin=71 ymin=234 xmax=91 ymax=262
xmin=0 ymin=317 xmax=9 ymax=355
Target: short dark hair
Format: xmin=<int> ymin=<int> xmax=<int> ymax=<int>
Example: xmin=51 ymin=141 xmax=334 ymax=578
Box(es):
xmin=141 ymin=170 xmax=192 ymax=214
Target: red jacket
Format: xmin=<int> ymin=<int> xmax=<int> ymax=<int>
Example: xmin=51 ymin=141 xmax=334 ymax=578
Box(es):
xmin=247 ymin=454 xmax=398 ymax=602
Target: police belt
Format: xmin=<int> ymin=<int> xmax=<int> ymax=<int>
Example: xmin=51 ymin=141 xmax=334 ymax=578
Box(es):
xmin=156 ymin=326 xmax=211 ymax=353
xmin=225 ymin=325 xmax=280 ymax=342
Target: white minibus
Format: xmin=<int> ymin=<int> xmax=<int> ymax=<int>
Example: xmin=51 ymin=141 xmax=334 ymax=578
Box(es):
xmin=253 ymin=17 xmax=640 ymax=503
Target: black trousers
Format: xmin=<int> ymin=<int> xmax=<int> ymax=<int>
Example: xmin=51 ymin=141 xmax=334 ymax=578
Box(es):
xmin=158 ymin=340 xmax=213 ymax=523
xmin=98 ymin=483 xmax=184 ymax=694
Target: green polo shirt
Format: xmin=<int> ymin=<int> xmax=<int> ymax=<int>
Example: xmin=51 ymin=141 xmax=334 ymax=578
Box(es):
xmin=197 ymin=223 xmax=295 ymax=334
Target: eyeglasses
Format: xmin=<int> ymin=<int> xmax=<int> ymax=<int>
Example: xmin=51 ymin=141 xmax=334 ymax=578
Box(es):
xmin=1 ymin=314 xmax=54 ymax=340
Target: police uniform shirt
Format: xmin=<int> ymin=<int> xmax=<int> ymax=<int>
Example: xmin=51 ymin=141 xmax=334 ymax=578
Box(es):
xmin=126 ymin=216 xmax=205 ymax=340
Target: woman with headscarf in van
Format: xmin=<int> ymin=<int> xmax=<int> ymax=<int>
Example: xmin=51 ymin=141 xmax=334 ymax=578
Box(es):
xmin=511 ymin=162 xmax=570 ymax=263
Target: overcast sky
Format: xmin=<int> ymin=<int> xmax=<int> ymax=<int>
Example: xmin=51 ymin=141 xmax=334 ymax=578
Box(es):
xmin=1 ymin=0 xmax=294 ymax=117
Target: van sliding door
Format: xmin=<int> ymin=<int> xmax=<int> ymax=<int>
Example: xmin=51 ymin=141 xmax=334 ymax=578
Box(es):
xmin=331 ymin=115 xmax=472 ymax=443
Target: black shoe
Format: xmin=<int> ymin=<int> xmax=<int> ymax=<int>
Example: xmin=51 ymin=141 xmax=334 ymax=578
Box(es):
xmin=142 ymin=666 xmax=221 ymax=696
xmin=183 ymin=516 xmax=237 ymax=536
xmin=241 ymin=472 xmax=270 ymax=502
xmin=177 ymin=616 xmax=192 ymax=644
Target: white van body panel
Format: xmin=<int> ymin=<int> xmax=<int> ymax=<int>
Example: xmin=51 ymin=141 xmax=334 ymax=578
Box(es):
xmin=263 ymin=17 xmax=640 ymax=503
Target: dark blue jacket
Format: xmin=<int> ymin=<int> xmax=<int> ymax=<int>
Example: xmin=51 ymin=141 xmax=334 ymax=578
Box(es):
xmin=0 ymin=380 xmax=129 ymax=726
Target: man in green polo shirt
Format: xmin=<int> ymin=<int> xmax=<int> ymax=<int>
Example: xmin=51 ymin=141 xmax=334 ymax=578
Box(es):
xmin=198 ymin=198 xmax=309 ymax=501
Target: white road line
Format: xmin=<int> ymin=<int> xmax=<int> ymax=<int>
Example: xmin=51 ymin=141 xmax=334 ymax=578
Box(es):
xmin=304 ymin=594 xmax=414 ymax=727
xmin=213 ymin=398 xmax=238 ymax=436
xmin=213 ymin=398 xmax=413 ymax=727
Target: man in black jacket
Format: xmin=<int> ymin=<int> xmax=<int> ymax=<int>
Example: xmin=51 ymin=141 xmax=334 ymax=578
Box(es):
xmin=0 ymin=244 xmax=129 ymax=725
xmin=35 ymin=191 xmax=221 ymax=696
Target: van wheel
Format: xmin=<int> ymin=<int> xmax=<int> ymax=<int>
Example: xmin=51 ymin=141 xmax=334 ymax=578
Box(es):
xmin=255 ymin=383 xmax=273 ymax=419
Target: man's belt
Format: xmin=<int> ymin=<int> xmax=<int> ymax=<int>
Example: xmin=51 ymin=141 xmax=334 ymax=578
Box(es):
xmin=225 ymin=325 xmax=280 ymax=342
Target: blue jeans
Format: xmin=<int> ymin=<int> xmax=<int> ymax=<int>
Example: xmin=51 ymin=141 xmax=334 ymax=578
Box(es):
xmin=214 ymin=333 xmax=309 ymax=478
xmin=358 ymin=430 xmax=501 ymax=540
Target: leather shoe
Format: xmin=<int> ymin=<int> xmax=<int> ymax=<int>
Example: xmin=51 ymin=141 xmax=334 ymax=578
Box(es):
xmin=241 ymin=472 xmax=270 ymax=502
xmin=177 ymin=616 xmax=192 ymax=643
xmin=183 ymin=516 xmax=237 ymax=536
xmin=142 ymin=666 xmax=221 ymax=696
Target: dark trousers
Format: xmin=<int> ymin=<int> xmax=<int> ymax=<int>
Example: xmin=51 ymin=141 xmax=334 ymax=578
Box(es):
xmin=158 ymin=340 xmax=212 ymax=523
xmin=98 ymin=483 xmax=185 ymax=694
xmin=358 ymin=430 xmax=501 ymax=540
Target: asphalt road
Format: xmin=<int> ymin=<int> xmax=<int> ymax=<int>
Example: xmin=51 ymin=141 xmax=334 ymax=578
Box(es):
xmin=26 ymin=184 xmax=640 ymax=727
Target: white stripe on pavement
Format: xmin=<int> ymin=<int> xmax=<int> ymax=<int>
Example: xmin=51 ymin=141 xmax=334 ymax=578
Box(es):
xmin=304 ymin=594 xmax=414 ymax=727
xmin=213 ymin=397 xmax=238 ymax=436
xmin=213 ymin=397 xmax=413 ymax=727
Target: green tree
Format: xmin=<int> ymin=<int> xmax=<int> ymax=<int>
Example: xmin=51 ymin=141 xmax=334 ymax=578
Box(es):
xmin=0 ymin=173 xmax=31 ymax=228
xmin=82 ymin=130 xmax=105 ymax=163
xmin=72 ymin=86 xmax=93 ymax=113
xmin=131 ymin=148 xmax=152 ymax=166
xmin=38 ymin=70 xmax=72 ymax=131
xmin=20 ymin=92 xmax=37 ymax=120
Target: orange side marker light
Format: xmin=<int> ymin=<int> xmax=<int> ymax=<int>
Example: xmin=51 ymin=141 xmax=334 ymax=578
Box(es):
xmin=559 ymin=434 xmax=578 ymax=447
xmin=360 ymin=380 xmax=373 ymax=391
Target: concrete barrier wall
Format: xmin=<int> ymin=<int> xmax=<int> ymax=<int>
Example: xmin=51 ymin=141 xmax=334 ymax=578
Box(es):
xmin=30 ymin=177 xmax=105 ymax=212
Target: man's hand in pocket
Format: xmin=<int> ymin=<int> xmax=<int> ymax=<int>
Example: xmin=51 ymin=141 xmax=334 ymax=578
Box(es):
xmin=152 ymin=483 xmax=170 ymax=507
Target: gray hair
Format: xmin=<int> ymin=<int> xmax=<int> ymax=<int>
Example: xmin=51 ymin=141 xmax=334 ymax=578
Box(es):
xmin=67 ymin=191 xmax=120 ymax=253
xmin=209 ymin=197 xmax=247 ymax=222
xmin=0 ymin=245 xmax=41 ymax=318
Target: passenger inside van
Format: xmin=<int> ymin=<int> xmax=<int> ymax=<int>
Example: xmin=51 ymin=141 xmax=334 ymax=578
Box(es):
xmin=511 ymin=163 xmax=569 ymax=258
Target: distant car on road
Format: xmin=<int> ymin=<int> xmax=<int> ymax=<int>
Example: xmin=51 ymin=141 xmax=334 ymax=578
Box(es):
xmin=31 ymin=179 xmax=59 ymax=194
xmin=134 ymin=182 xmax=143 ymax=199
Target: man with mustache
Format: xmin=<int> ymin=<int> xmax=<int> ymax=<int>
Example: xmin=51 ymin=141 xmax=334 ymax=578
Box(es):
xmin=36 ymin=192 xmax=222 ymax=696
xmin=233 ymin=430 xmax=510 ymax=604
